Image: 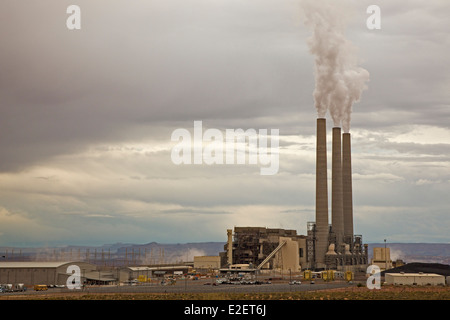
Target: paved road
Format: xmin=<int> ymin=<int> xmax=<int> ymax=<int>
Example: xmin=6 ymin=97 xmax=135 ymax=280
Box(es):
xmin=3 ymin=279 xmax=357 ymax=296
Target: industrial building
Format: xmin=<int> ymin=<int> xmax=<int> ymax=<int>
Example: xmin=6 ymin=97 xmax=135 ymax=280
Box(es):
xmin=371 ymin=247 xmax=393 ymax=271
xmin=193 ymin=256 xmax=221 ymax=272
xmin=119 ymin=265 xmax=191 ymax=282
xmin=0 ymin=261 xmax=193 ymax=287
xmin=385 ymin=273 xmax=445 ymax=286
xmin=220 ymin=227 xmax=306 ymax=272
xmin=0 ymin=261 xmax=116 ymax=286
xmin=221 ymin=118 xmax=369 ymax=272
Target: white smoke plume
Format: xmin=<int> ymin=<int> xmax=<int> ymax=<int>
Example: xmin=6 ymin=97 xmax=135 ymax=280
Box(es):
xmin=300 ymin=0 xmax=369 ymax=132
xmin=389 ymin=248 xmax=405 ymax=261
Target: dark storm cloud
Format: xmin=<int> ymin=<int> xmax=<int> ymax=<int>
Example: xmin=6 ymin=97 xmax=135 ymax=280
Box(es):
xmin=0 ymin=0 xmax=310 ymax=172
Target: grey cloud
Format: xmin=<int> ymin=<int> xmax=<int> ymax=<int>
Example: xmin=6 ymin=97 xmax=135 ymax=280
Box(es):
xmin=0 ymin=0 xmax=312 ymax=172
xmin=0 ymin=0 xmax=449 ymax=245
xmin=160 ymin=208 xmax=232 ymax=215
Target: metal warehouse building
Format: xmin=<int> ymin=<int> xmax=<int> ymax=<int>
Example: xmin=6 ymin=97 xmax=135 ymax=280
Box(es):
xmin=119 ymin=265 xmax=191 ymax=282
xmin=0 ymin=261 xmax=102 ymax=286
xmin=385 ymin=273 xmax=445 ymax=286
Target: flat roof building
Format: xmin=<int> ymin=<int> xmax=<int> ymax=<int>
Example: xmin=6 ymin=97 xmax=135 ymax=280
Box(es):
xmin=385 ymin=273 xmax=445 ymax=286
xmin=193 ymin=256 xmax=221 ymax=271
xmin=119 ymin=265 xmax=191 ymax=282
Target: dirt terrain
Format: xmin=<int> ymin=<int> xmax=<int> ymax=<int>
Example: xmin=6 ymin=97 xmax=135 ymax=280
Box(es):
xmin=1 ymin=284 xmax=449 ymax=300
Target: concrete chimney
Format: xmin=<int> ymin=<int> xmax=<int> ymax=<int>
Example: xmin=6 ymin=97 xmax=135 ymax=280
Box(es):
xmin=315 ymin=118 xmax=329 ymax=267
xmin=227 ymin=229 xmax=233 ymax=265
xmin=332 ymin=127 xmax=344 ymax=248
xmin=342 ymin=132 xmax=354 ymax=240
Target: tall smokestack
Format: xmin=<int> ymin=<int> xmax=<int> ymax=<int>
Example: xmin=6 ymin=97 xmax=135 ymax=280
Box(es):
xmin=227 ymin=229 xmax=233 ymax=265
xmin=315 ymin=118 xmax=329 ymax=267
xmin=342 ymin=132 xmax=353 ymax=240
xmin=332 ymin=127 xmax=344 ymax=248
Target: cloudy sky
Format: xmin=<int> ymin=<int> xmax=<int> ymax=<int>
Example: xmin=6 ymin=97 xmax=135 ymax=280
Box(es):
xmin=0 ymin=0 xmax=449 ymax=247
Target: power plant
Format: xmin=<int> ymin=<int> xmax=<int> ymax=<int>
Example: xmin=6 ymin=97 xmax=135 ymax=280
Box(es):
xmin=312 ymin=118 xmax=368 ymax=270
xmin=0 ymin=118 xmax=370 ymax=288
xmin=0 ymin=117 xmax=446 ymax=289
xmin=222 ymin=117 xmax=368 ymax=272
